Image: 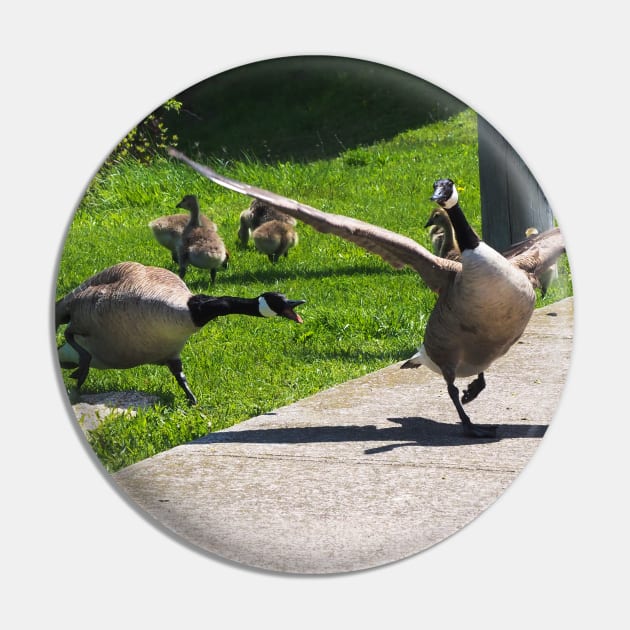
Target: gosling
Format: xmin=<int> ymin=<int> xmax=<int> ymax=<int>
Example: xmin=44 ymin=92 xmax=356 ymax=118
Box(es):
xmin=176 ymin=194 xmax=229 ymax=284
xmin=425 ymin=207 xmax=461 ymax=261
xmin=252 ymin=220 xmax=299 ymax=263
xmin=149 ymin=209 xmax=216 ymax=264
xmin=238 ymin=198 xmax=296 ymax=247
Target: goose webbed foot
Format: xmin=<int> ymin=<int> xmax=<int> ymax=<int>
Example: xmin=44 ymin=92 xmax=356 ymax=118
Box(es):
xmin=462 ymin=373 xmax=486 ymax=404
xmin=446 ymin=380 xmax=496 ymax=439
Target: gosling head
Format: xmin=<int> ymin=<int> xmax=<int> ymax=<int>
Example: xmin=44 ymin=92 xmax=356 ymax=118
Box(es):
xmin=431 ymin=178 xmax=458 ymax=209
xmin=258 ymin=292 xmax=306 ymax=324
xmin=424 ymin=207 xmax=451 ymax=229
xmin=176 ymin=195 xmax=199 ymax=212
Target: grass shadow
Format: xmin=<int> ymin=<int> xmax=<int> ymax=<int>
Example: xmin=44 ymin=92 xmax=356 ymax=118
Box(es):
xmin=182 ymin=261 xmax=403 ymax=292
xmin=165 ymin=56 xmax=467 ymax=164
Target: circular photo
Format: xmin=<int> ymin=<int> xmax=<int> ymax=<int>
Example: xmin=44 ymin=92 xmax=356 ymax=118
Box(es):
xmin=54 ymin=55 xmax=573 ymax=573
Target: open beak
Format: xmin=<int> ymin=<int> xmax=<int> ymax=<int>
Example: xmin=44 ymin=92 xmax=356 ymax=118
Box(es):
xmin=281 ymin=299 xmax=306 ymax=324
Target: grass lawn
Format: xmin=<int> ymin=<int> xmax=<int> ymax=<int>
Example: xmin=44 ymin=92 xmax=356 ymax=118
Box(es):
xmin=55 ymin=108 xmax=572 ymax=471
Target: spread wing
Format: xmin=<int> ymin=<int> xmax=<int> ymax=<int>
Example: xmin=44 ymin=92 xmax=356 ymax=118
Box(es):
xmin=503 ymin=227 xmax=566 ymax=279
xmin=168 ymin=148 xmax=460 ymax=292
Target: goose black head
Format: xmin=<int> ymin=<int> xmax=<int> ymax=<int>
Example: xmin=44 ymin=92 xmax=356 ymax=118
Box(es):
xmin=176 ymin=195 xmax=199 ymax=211
xmin=431 ymin=179 xmax=459 ymax=209
xmin=258 ymin=292 xmax=306 ymax=323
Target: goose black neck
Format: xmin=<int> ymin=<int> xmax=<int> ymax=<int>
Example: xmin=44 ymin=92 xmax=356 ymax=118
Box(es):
xmin=188 ymin=202 xmax=202 ymax=228
xmin=444 ymin=203 xmax=480 ymax=251
xmin=188 ymin=295 xmax=260 ymax=327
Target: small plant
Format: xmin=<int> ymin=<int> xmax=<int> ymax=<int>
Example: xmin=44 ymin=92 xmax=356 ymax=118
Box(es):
xmin=107 ymin=98 xmax=182 ymax=165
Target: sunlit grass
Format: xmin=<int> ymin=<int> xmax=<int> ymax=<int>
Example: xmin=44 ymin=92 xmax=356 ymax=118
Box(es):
xmin=55 ymin=109 xmax=572 ymax=471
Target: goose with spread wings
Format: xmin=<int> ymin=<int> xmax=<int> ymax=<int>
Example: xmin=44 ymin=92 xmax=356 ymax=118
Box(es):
xmin=168 ymin=148 xmax=565 ymax=438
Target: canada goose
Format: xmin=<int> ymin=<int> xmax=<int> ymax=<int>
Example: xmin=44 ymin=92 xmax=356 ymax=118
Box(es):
xmin=252 ymin=220 xmax=299 ymax=263
xmin=168 ymin=148 xmax=565 ymax=438
xmin=238 ymin=198 xmax=297 ymax=247
xmin=425 ymin=207 xmax=461 ymax=260
xmin=176 ymin=194 xmax=229 ymax=283
xmin=55 ymin=261 xmax=305 ymax=405
xmin=149 ymin=211 xmax=216 ymax=264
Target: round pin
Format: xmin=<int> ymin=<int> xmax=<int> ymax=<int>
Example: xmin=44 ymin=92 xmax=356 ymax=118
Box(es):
xmin=54 ymin=55 xmax=572 ymax=574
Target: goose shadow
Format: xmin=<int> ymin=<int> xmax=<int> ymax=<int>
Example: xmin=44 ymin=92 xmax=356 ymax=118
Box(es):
xmin=191 ymin=416 xmax=548 ymax=453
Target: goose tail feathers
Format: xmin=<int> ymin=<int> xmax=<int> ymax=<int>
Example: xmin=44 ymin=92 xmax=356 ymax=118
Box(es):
xmin=401 ymin=350 xmax=424 ymax=370
xmin=401 ymin=356 xmax=423 ymax=369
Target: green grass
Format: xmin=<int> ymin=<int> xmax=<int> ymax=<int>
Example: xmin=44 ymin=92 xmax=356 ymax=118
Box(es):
xmin=55 ymin=109 xmax=572 ymax=471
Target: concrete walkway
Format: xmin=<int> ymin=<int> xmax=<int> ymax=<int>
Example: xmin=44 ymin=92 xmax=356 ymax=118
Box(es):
xmin=113 ymin=298 xmax=573 ymax=574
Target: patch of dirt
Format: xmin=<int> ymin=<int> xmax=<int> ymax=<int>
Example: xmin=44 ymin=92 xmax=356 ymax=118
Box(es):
xmin=72 ymin=391 xmax=160 ymax=433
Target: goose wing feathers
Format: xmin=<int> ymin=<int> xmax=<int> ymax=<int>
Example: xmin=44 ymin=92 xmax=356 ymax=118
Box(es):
xmin=503 ymin=227 xmax=565 ymax=279
xmin=55 ymin=262 xmax=191 ymax=329
xmin=168 ymin=149 xmax=460 ymax=293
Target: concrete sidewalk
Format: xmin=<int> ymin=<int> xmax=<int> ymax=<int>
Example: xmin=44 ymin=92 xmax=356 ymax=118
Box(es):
xmin=113 ymin=298 xmax=573 ymax=574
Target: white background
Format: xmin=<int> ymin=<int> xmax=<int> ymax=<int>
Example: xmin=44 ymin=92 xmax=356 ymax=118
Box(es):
xmin=2 ymin=2 xmax=627 ymax=628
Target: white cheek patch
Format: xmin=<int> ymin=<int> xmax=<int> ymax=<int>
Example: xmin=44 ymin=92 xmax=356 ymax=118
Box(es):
xmin=258 ymin=296 xmax=278 ymax=318
xmin=442 ymin=186 xmax=459 ymax=209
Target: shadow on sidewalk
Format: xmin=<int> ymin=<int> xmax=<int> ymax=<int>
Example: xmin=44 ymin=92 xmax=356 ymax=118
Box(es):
xmin=191 ymin=416 xmax=548 ymax=452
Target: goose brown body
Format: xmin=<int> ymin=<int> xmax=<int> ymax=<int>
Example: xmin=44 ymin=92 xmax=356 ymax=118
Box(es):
xmin=168 ymin=149 xmax=565 ymax=436
xmin=56 ymin=262 xmax=197 ymax=369
xmin=418 ymin=242 xmax=535 ymax=378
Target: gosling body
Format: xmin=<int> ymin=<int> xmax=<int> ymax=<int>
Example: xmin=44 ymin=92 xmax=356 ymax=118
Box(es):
xmin=149 ymin=211 xmax=216 ymax=263
xmin=425 ymin=207 xmax=461 ymax=261
xmin=238 ymin=198 xmax=296 ymax=247
xmin=252 ymin=220 xmax=299 ymax=263
xmin=176 ymin=195 xmax=229 ymax=283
